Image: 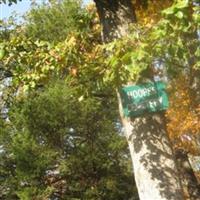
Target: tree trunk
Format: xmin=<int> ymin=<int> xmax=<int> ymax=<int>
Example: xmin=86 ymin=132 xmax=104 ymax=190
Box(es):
xmin=94 ymin=0 xmax=184 ymax=199
xmin=94 ymin=0 xmax=136 ymax=42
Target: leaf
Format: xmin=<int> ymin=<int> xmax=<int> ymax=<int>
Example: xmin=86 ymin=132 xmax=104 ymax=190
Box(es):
xmin=121 ymin=52 xmax=132 ymax=64
xmin=162 ymin=6 xmax=176 ymax=15
xmin=78 ymin=95 xmax=84 ymax=102
xmin=176 ymin=11 xmax=184 ymax=19
xmin=0 ymin=48 xmax=5 ymax=60
xmin=162 ymin=1 xmax=188 ymax=16
xmin=175 ymin=1 xmax=189 ymax=9
xmin=195 ymin=47 xmax=200 ymax=57
xmin=109 ymin=57 xmax=119 ymax=67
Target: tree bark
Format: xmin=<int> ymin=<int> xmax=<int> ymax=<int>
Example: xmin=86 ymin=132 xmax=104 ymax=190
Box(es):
xmin=94 ymin=0 xmax=136 ymax=42
xmin=94 ymin=0 xmax=184 ymax=199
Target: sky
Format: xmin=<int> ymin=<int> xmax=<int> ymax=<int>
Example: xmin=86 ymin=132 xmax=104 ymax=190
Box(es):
xmin=0 ymin=0 xmax=92 ymax=21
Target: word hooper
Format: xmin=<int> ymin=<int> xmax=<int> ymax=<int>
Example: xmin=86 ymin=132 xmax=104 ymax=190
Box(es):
xmin=120 ymin=82 xmax=169 ymax=117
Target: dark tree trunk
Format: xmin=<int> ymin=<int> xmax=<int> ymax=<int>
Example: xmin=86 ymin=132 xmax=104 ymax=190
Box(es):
xmin=94 ymin=0 xmax=184 ymax=199
xmin=93 ymin=0 xmax=136 ymax=42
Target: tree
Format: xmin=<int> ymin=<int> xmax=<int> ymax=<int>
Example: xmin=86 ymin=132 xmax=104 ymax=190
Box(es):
xmin=0 ymin=80 xmax=139 ymax=200
xmin=93 ymin=1 xmax=184 ymax=199
xmin=1 ymin=0 xmax=200 ymax=199
xmin=24 ymin=0 xmax=93 ymax=43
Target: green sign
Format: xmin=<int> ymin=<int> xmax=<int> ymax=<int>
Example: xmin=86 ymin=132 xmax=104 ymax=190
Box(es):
xmin=120 ymin=81 xmax=169 ymax=117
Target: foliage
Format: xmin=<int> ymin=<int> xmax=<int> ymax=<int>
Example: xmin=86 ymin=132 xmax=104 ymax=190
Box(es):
xmin=24 ymin=0 xmax=94 ymax=43
xmin=1 ymin=0 xmax=199 ymax=144
xmin=0 ymin=80 xmax=138 ymax=199
xmin=101 ymin=34 xmax=151 ymax=86
xmin=0 ymin=25 xmax=103 ymax=103
xmin=166 ymin=75 xmax=200 ymax=154
xmin=0 ymin=2 xmax=101 ymax=97
xmin=0 ymin=0 xmax=20 ymax=5
xmin=4 ymin=1 xmax=198 ymax=90
xmin=134 ymin=0 xmax=173 ymax=27
xmin=1 ymin=0 xmax=200 ymax=199
xmin=148 ymin=1 xmax=200 ymax=154
xmin=0 ymin=1 xmax=140 ymax=199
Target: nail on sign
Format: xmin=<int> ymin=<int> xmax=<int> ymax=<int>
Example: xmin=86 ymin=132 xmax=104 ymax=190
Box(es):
xmin=120 ymin=81 xmax=169 ymax=117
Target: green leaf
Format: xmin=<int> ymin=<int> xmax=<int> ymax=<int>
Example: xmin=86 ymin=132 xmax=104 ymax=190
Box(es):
xmin=121 ymin=52 xmax=132 ymax=64
xmin=176 ymin=11 xmax=184 ymax=19
xmin=0 ymin=48 xmax=5 ymax=60
xmin=162 ymin=1 xmax=189 ymax=16
xmin=175 ymin=1 xmax=189 ymax=9
xmin=162 ymin=6 xmax=175 ymax=15
xmin=195 ymin=47 xmax=200 ymax=57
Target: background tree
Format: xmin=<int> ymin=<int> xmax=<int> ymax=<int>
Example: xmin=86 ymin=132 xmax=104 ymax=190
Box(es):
xmin=0 ymin=80 xmax=139 ymax=200
xmin=24 ymin=0 xmax=94 ymax=43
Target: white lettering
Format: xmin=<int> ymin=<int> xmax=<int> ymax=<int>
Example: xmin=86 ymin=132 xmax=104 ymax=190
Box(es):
xmin=127 ymin=86 xmax=156 ymax=99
